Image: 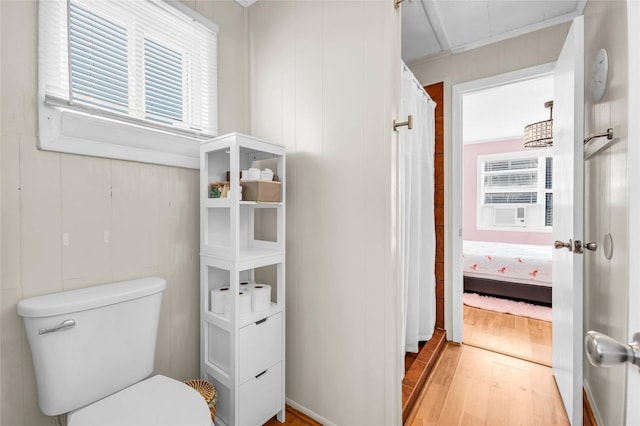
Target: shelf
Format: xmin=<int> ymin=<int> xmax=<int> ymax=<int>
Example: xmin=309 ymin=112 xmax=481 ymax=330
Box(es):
xmin=200 ymin=133 xmax=285 ymax=426
xmin=239 ymin=201 xmax=283 ymax=208
xmin=201 ymin=132 xmax=286 ymax=158
xmin=239 ymin=247 xmax=283 ymax=263
xmin=205 ymin=310 xmax=231 ymax=331
xmin=205 ymin=199 xmax=282 ymax=208
xmin=204 ymin=303 xmax=282 ymax=330
xmin=205 ymin=198 xmax=232 ymax=208
xmin=201 ymin=247 xmax=284 ymax=269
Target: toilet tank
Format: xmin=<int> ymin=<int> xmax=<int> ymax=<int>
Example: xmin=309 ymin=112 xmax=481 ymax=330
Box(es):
xmin=17 ymin=277 xmax=167 ymax=416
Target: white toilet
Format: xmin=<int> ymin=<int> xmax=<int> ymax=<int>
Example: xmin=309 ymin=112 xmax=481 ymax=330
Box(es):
xmin=17 ymin=277 xmax=211 ymax=426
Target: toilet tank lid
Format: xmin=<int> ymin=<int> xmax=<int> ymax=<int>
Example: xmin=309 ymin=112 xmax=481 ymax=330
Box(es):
xmin=17 ymin=277 xmax=167 ymax=318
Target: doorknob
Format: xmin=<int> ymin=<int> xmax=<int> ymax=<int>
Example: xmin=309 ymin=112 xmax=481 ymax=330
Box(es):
xmin=554 ymin=239 xmax=573 ymax=251
xmin=585 ymin=330 xmax=640 ymax=368
xmin=584 ymin=242 xmax=598 ymax=251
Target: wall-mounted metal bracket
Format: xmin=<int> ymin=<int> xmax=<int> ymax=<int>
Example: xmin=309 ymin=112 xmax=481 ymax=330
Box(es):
xmin=393 ymin=115 xmax=413 ymax=131
xmin=394 ymin=0 xmax=411 ymax=10
xmin=584 ymin=128 xmax=614 ymax=145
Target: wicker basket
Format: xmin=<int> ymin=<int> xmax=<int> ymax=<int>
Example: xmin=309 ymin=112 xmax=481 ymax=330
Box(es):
xmin=185 ymin=379 xmax=217 ymax=422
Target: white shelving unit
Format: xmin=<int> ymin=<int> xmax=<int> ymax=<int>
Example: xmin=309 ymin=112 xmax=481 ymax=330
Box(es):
xmin=200 ymin=133 xmax=285 ymax=426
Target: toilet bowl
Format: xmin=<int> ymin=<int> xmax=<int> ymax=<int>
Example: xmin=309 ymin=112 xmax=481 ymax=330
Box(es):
xmin=67 ymin=375 xmax=209 ymax=426
xmin=17 ymin=277 xmax=210 ymax=425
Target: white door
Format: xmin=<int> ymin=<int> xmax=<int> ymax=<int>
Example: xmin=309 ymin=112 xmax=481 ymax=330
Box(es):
xmin=626 ymin=2 xmax=640 ymax=422
xmin=551 ymin=16 xmax=584 ymax=426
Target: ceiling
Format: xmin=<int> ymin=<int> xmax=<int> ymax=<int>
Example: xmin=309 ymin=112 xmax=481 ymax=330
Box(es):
xmin=462 ymin=75 xmax=553 ymax=144
xmin=402 ymin=0 xmax=587 ymax=63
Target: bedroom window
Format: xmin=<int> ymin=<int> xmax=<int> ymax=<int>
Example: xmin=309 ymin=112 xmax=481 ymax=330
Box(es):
xmin=38 ymin=0 xmax=219 ymax=169
xmin=544 ymin=157 xmax=553 ymax=226
xmin=478 ymin=150 xmax=553 ymax=231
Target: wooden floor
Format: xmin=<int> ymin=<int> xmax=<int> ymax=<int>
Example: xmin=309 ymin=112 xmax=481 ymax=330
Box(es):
xmin=265 ymin=307 xmax=559 ymax=426
xmin=264 ymin=405 xmax=321 ymax=426
xmin=406 ymin=343 xmax=569 ymax=426
xmin=463 ymin=305 xmax=552 ymax=366
xmin=266 ymin=343 xmax=569 ymax=426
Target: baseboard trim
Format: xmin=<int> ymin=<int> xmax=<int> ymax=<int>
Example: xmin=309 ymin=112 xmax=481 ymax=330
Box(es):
xmin=583 ymin=382 xmax=600 ymax=426
xmin=285 ymin=398 xmax=337 ymax=426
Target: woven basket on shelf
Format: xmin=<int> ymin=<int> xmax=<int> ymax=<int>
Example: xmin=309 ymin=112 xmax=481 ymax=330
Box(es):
xmin=185 ymin=379 xmax=217 ymax=422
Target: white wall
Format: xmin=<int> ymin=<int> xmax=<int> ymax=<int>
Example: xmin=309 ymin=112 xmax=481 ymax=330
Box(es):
xmin=409 ymin=23 xmax=569 ymax=341
xmin=582 ymin=2 xmax=629 ymax=425
xmin=0 ymin=1 xmax=248 ymax=425
xmin=0 ymin=2 xmax=3 ymax=422
xmin=248 ymin=1 xmax=402 ymax=424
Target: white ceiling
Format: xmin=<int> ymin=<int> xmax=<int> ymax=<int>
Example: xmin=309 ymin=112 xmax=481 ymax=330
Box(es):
xmin=462 ymin=75 xmax=553 ymax=144
xmin=402 ymin=0 xmax=587 ymax=63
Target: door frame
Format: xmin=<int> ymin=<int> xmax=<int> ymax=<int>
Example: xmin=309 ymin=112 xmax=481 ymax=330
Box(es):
xmin=448 ymin=62 xmax=556 ymax=342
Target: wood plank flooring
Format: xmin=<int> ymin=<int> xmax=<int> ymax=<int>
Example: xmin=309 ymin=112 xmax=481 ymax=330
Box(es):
xmin=264 ymin=307 xmax=558 ymax=426
xmin=264 ymin=405 xmax=322 ymax=426
xmin=406 ymin=343 xmax=569 ymax=426
xmin=463 ymin=305 xmax=552 ymax=366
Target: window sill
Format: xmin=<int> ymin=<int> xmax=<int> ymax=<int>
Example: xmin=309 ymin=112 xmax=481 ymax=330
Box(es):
xmin=38 ymin=103 xmax=204 ymax=169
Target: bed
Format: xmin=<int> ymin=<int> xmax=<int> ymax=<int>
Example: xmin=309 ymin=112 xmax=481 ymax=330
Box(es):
xmin=463 ymin=240 xmax=553 ymax=306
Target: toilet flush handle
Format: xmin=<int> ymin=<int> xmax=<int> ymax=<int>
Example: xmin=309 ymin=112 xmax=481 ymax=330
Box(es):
xmin=39 ymin=319 xmax=76 ymax=335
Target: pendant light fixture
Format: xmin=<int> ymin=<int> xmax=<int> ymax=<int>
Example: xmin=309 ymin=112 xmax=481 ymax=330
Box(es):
xmin=524 ymin=101 xmax=553 ymax=148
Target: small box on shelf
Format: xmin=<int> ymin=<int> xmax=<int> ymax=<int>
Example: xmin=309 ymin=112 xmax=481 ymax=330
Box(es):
xmin=209 ymin=182 xmax=229 ymax=199
xmin=240 ymin=181 xmax=281 ymax=202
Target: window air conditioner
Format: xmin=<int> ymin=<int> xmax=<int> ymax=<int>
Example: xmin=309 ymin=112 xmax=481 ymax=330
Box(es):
xmin=494 ymin=206 xmax=526 ymax=227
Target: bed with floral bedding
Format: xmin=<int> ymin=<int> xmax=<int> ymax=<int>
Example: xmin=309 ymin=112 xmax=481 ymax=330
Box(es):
xmin=463 ymin=240 xmax=553 ymax=306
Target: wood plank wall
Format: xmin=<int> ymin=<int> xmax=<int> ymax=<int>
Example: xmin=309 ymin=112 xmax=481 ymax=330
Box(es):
xmin=425 ymin=82 xmax=445 ymax=328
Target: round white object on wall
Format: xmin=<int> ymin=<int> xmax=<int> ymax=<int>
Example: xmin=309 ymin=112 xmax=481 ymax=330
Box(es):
xmin=591 ymin=48 xmax=609 ymax=101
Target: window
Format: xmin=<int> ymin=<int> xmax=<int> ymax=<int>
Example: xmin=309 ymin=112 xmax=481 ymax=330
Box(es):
xmin=477 ymin=150 xmax=553 ymax=231
xmin=144 ymin=38 xmax=183 ymax=123
xmin=544 ymin=156 xmax=553 ymax=226
xmin=38 ymin=0 xmax=219 ymax=168
xmin=69 ymin=1 xmax=129 ymax=114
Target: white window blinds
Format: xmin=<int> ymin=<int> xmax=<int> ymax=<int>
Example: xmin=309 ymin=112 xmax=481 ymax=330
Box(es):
xmin=482 ymin=158 xmax=539 ymax=205
xmin=477 ymin=150 xmax=553 ymax=230
xmin=40 ymin=0 xmax=218 ymax=138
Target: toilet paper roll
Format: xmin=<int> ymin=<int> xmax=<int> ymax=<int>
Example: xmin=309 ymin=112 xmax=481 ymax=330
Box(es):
xmin=210 ymin=287 xmax=229 ymax=314
xmin=250 ymin=284 xmax=272 ymax=312
xmin=239 ymin=280 xmax=255 ymax=292
xmin=239 ymin=291 xmax=252 ymax=317
xmin=223 ymin=291 xmax=253 ymax=318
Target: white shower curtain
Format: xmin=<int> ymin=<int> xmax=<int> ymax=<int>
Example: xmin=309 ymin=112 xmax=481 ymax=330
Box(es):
xmin=400 ymin=63 xmax=436 ymax=354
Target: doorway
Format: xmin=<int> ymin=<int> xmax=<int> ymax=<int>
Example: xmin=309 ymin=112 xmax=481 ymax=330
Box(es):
xmin=450 ymin=64 xmax=557 ymax=361
xmin=459 ymin=75 xmax=554 ymax=365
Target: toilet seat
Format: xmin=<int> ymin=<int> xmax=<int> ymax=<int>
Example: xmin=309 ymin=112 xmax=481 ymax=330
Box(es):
xmin=67 ymin=375 xmax=211 ymax=426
